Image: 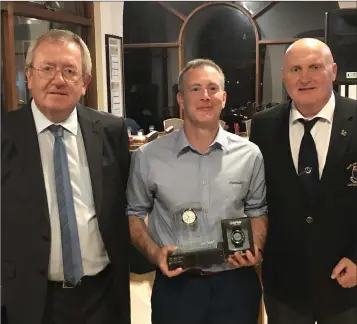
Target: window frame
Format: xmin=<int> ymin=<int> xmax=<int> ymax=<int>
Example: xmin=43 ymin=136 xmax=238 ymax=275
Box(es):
xmin=123 ymin=1 xmax=282 ymax=118
xmin=1 ymin=1 xmax=97 ymax=112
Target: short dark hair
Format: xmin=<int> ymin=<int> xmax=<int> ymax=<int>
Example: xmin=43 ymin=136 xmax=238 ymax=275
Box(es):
xmin=178 ymin=58 xmax=225 ymax=93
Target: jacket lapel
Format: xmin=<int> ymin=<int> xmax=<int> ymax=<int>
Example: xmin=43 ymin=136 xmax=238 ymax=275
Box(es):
xmin=11 ymin=105 xmax=50 ymax=224
xmin=275 ymin=102 xmax=299 ymax=180
xmin=270 ymin=102 xmax=309 ymax=201
xmin=321 ymin=95 xmax=356 ymax=183
xmin=77 ymin=106 xmax=104 ymax=218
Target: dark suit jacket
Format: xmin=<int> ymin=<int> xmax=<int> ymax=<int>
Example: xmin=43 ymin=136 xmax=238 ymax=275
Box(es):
xmin=249 ymin=94 xmax=357 ymax=318
xmin=1 ymin=103 xmax=131 ymax=324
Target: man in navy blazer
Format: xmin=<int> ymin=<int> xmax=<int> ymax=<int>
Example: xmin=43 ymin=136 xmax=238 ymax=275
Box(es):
xmin=250 ymin=38 xmax=357 ymax=324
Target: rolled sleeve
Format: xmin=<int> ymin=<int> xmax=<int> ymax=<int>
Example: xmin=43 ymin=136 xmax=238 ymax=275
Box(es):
xmin=244 ymin=149 xmax=267 ymax=218
xmin=126 ymin=149 xmax=153 ymax=220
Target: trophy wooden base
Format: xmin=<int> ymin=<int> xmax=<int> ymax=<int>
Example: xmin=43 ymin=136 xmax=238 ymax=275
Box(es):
xmin=167 ymin=242 xmax=225 ymax=270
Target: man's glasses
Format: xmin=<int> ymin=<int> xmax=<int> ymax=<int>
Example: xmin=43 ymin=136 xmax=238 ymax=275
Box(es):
xmin=30 ymin=65 xmax=82 ymax=83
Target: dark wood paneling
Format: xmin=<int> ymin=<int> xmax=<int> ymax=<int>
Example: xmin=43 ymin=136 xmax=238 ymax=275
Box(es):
xmin=1 ymin=2 xmax=9 ymax=11
xmin=12 ymin=1 xmax=92 ymax=26
xmin=124 ymin=42 xmax=179 ymax=49
xmin=158 ymin=1 xmax=186 ymax=21
xmin=252 ymin=2 xmax=277 ymax=19
xmin=2 ymin=3 xmax=17 ymax=111
xmin=259 ymin=39 xmax=298 ymax=45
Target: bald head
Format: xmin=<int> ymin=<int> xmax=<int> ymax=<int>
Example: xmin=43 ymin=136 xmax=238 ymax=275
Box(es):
xmin=284 ymin=38 xmax=334 ymax=68
xmin=282 ymin=38 xmax=337 ymax=116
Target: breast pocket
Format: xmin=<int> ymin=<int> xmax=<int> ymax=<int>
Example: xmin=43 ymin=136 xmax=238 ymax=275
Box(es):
xmin=228 ymin=181 xmax=249 ymax=203
xmin=214 ymin=176 xmax=249 ymax=207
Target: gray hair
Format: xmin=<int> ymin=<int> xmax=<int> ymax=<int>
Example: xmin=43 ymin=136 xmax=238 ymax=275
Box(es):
xmin=25 ymin=29 xmax=92 ymax=74
xmin=178 ymin=58 xmax=225 ymax=93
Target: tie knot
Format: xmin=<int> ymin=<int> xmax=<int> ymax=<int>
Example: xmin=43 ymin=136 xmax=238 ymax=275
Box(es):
xmin=48 ymin=124 xmax=64 ymax=138
xmin=298 ymin=117 xmax=320 ymax=133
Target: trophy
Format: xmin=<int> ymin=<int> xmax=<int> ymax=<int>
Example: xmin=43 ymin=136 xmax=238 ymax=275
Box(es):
xmin=167 ymin=202 xmax=225 ymax=270
xmin=221 ymin=208 xmax=255 ymax=257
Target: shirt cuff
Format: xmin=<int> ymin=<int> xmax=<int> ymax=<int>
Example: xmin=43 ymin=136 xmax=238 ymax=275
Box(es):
xmin=245 ymin=207 xmax=267 ymax=218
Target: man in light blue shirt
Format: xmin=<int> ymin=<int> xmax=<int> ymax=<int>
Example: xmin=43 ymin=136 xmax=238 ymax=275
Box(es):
xmin=126 ymin=58 xmax=268 ymax=324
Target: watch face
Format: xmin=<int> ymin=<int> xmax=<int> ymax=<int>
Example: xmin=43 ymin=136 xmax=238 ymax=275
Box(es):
xmin=182 ymin=209 xmax=197 ymax=225
xmin=231 ymin=230 xmax=245 ymax=245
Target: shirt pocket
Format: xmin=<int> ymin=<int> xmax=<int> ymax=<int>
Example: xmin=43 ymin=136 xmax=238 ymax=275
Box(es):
xmin=228 ymin=181 xmax=249 ymax=203
xmin=213 ymin=175 xmax=249 ymax=207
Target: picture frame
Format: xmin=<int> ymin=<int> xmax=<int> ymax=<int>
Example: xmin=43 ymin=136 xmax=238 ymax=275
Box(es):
xmin=105 ymin=34 xmax=125 ymax=117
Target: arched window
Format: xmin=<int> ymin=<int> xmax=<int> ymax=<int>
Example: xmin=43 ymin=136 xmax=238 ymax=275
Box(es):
xmin=123 ymin=1 xmax=339 ymax=119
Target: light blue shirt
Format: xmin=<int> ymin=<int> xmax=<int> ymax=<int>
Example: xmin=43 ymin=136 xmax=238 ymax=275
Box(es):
xmin=126 ymin=127 xmax=267 ymax=271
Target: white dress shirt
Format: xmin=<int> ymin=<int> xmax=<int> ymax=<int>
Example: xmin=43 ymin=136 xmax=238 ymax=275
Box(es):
xmin=31 ymin=101 xmax=109 ymax=281
xmin=289 ymin=92 xmax=335 ymax=178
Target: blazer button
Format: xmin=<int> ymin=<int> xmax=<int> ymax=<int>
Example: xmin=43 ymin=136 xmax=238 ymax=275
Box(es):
xmin=306 ymin=216 xmax=313 ymax=224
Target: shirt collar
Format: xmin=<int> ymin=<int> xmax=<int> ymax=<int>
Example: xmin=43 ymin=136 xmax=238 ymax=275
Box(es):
xmin=174 ymin=125 xmax=229 ymax=156
xmin=291 ymin=91 xmax=335 ymax=124
xmin=31 ymin=100 xmax=78 ymax=135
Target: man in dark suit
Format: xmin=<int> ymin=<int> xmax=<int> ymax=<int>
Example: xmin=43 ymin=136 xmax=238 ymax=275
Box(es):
xmin=1 ymin=29 xmax=131 ymax=324
xmin=250 ymin=38 xmax=357 ymax=323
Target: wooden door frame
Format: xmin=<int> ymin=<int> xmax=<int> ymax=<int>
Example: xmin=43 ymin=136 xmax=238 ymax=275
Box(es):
xmin=1 ymin=2 xmax=17 ymax=111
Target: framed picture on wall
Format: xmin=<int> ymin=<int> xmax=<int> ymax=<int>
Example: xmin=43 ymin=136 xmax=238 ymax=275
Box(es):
xmin=105 ymin=34 xmax=125 ymax=117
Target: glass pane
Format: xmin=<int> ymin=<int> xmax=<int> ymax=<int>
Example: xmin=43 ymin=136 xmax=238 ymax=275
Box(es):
xmin=14 ymin=16 xmax=85 ymax=108
xmin=260 ymin=44 xmax=288 ymax=107
xmin=167 ymin=47 xmax=180 ymax=118
xmin=256 ymin=1 xmax=339 ymax=40
xmin=28 ymin=1 xmax=84 ymax=15
xmin=163 ymin=1 xmax=207 ymax=16
xmin=124 ymin=47 xmax=180 ymax=133
xmin=123 ymin=2 xmax=182 ymax=43
xmin=183 ymin=5 xmax=256 ymax=111
xmin=234 ymin=1 xmax=273 ymax=16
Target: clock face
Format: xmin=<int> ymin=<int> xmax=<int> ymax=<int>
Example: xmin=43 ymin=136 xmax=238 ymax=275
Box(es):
xmin=182 ymin=209 xmax=197 ymax=225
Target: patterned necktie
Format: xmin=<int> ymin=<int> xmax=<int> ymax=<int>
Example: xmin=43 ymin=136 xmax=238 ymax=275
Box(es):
xmin=297 ymin=117 xmax=320 ymax=209
xmin=48 ymin=125 xmax=83 ymax=285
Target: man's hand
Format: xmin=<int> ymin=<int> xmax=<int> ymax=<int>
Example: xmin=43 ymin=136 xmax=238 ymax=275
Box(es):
xmin=226 ymin=244 xmax=262 ymax=268
xmin=331 ymin=257 xmax=357 ymax=288
xmin=155 ymin=245 xmax=184 ymax=277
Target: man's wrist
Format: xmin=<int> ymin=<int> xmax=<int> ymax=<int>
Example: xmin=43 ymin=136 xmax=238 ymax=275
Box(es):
xmin=152 ymin=248 xmax=159 ymax=264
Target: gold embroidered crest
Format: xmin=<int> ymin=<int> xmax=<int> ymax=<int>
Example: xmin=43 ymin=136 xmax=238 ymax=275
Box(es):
xmin=347 ymin=162 xmax=357 ymax=187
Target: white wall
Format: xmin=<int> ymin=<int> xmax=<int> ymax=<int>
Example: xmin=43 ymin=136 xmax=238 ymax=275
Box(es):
xmin=339 ymin=1 xmax=357 ymax=8
xmin=94 ymin=1 xmax=124 ymax=113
